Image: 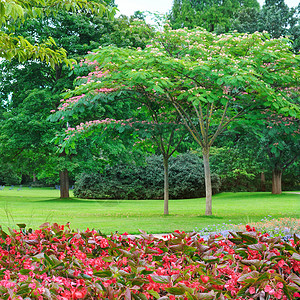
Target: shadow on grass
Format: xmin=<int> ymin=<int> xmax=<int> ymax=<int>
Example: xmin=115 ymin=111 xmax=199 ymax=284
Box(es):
xmin=213 ymin=192 xmax=297 ymax=200
xmin=196 ymin=215 xmax=223 ymax=219
xmin=36 ymin=197 xmax=96 ymax=203
xmin=37 ymin=198 xmax=121 ymax=206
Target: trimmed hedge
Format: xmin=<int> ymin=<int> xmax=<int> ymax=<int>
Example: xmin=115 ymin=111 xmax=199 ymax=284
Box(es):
xmin=74 ymin=153 xmax=220 ymax=199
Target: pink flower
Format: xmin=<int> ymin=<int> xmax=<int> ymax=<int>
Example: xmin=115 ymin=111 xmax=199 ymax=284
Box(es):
xmin=29 ymin=282 xmax=36 ymax=289
xmin=249 ymin=287 xmax=256 ymax=294
xmin=278 ymin=259 xmax=285 ymax=267
xmin=276 ymin=282 xmax=284 ymax=289
xmin=265 ymin=285 xmax=272 ymax=292
xmin=200 ymin=275 xmax=209 ymax=283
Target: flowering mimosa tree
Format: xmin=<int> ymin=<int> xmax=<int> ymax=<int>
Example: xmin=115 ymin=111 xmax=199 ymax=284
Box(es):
xmin=55 ymin=26 xmax=300 ymax=215
xmin=50 ymin=59 xmax=188 ymax=214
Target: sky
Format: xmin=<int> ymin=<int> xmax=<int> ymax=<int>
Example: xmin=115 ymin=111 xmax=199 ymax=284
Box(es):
xmin=115 ymin=0 xmax=300 ymax=18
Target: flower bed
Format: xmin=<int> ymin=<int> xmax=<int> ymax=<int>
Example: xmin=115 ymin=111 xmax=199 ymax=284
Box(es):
xmin=0 ymin=223 xmax=299 ymax=299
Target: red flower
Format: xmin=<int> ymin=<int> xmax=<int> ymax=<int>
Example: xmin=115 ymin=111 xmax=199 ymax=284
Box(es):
xmin=200 ymin=275 xmax=209 ymax=284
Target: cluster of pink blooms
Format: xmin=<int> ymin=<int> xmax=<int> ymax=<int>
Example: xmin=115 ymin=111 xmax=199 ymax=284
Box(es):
xmin=57 ymin=95 xmax=86 ymax=111
xmin=64 ymin=118 xmax=117 ymax=139
xmin=0 ymin=223 xmax=299 ymax=299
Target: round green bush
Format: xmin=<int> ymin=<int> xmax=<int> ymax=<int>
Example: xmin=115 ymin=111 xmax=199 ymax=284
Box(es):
xmin=74 ymin=153 xmax=220 ymax=199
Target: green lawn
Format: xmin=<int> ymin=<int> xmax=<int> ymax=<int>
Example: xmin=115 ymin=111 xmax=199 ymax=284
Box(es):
xmin=0 ymin=187 xmax=298 ymax=234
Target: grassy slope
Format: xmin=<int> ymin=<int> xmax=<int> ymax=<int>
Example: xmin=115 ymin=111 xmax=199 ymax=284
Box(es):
xmin=0 ymin=188 xmax=299 ymax=234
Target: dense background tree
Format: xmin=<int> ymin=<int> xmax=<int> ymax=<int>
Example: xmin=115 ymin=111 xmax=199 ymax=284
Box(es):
xmin=211 ymin=114 xmax=300 ymax=194
xmin=252 ymin=111 xmax=299 ymax=194
xmin=232 ymin=0 xmax=300 ymax=52
xmin=169 ymin=0 xmax=260 ymax=32
xmin=0 ymin=4 xmax=154 ymax=197
xmin=0 ymin=0 xmax=111 ymax=65
xmin=169 ymin=0 xmax=300 ymax=53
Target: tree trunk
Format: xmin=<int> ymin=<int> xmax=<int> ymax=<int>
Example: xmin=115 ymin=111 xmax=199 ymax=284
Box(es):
xmin=59 ymin=169 xmax=69 ymax=198
xmin=260 ymin=172 xmax=266 ymax=192
xmin=203 ymin=148 xmax=212 ymax=215
xmin=272 ymin=169 xmax=282 ymax=194
xmin=33 ymin=173 xmax=37 ymax=182
xmin=163 ymin=156 xmax=169 ymax=215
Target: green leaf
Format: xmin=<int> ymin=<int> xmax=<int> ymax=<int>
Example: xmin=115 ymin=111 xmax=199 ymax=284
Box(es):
xmin=283 ymin=243 xmax=297 ymax=253
xmin=291 ymin=253 xmax=300 ymax=261
xmin=19 ymin=269 xmax=31 ymax=275
xmin=0 ymin=3 xmax=5 ymax=18
xmin=237 ymin=271 xmax=259 ymax=282
xmin=17 ymin=223 xmax=26 ymax=229
xmin=148 ymin=290 xmax=160 ymax=299
xmin=94 ymin=270 xmax=113 ymax=277
xmin=150 ymin=275 xmax=170 ymax=284
xmin=165 ymin=287 xmax=185 ymax=295
xmin=240 ymin=259 xmax=261 ymax=267
xmin=216 ymin=78 xmax=223 ymax=85
xmin=81 ymin=273 xmax=92 ymax=279
xmin=237 ymin=232 xmax=258 ymax=244
xmin=248 ymin=244 xmax=267 ymax=251
xmin=236 ymin=283 xmax=252 ymax=297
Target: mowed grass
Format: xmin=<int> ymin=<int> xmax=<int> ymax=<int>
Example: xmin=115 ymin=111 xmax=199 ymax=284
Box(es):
xmin=0 ymin=187 xmax=299 ymax=234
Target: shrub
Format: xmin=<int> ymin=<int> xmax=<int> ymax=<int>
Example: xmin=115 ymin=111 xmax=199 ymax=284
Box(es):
xmin=74 ymin=153 xmax=221 ymax=199
xmin=0 ymin=223 xmax=299 ymax=299
xmin=219 ymin=169 xmax=261 ymax=192
xmin=0 ymin=163 xmax=21 ymax=185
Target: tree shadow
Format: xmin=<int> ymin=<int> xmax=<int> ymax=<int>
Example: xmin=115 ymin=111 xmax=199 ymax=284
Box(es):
xmin=196 ymin=215 xmax=223 ymax=219
xmin=37 ymin=198 xmax=121 ymax=206
xmin=36 ymin=197 xmax=98 ymax=203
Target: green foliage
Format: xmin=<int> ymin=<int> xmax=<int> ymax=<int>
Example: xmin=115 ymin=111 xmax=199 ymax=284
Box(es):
xmin=67 ymin=26 xmax=299 ymax=215
xmin=0 ymin=0 xmax=112 ymax=66
xmin=232 ymin=0 xmax=300 ymax=52
xmin=0 ymin=163 xmax=22 ymax=185
xmin=74 ymin=153 xmax=221 ymax=199
xmin=0 ymin=10 xmax=154 ymax=187
xmin=0 ymin=223 xmax=300 ymax=298
xmin=169 ymin=0 xmax=260 ymax=32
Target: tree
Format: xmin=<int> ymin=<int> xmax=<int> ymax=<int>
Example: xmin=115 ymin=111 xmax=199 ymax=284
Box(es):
xmin=51 ymin=75 xmax=188 ymax=214
xmin=256 ymin=110 xmax=299 ymax=194
xmin=232 ymin=0 xmax=300 ymax=53
xmin=0 ymin=6 xmax=154 ymax=198
xmin=169 ymin=0 xmax=260 ymax=32
xmin=0 ymin=0 xmax=112 ymax=66
xmin=117 ymin=93 xmax=188 ymax=215
xmin=212 ymin=97 xmax=300 ymax=194
xmin=63 ymin=27 xmax=299 ymax=215
xmin=0 ymin=0 xmax=114 ymax=197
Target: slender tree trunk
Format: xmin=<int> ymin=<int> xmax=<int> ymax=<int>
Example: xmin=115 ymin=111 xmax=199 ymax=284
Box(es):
xmin=272 ymin=169 xmax=282 ymax=194
xmin=59 ymin=169 xmax=69 ymax=198
xmin=33 ymin=173 xmax=37 ymax=182
xmin=203 ymin=148 xmax=212 ymax=215
xmin=163 ymin=156 xmax=169 ymax=215
xmin=260 ymin=172 xmax=266 ymax=192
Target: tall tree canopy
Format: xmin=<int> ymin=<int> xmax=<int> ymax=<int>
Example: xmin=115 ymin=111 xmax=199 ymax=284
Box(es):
xmin=232 ymin=0 xmax=300 ymax=52
xmin=169 ymin=0 xmax=260 ymax=32
xmin=0 ymin=7 xmax=154 ymax=197
xmin=0 ymin=0 xmax=113 ymax=66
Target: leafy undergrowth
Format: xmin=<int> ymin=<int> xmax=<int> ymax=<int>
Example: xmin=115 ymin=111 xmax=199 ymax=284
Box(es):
xmin=0 ymin=223 xmax=299 ymax=300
